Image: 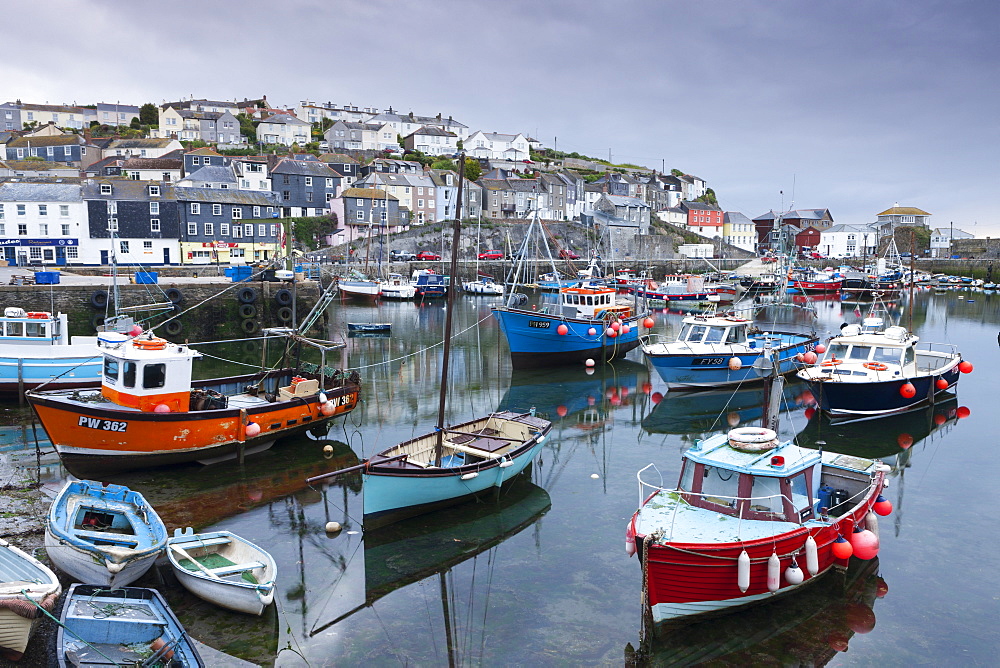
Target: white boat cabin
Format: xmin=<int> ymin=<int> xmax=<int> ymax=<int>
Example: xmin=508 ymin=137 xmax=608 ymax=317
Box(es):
xmin=559 ymin=285 xmax=632 ymax=320
xmin=97 ymin=332 xmax=201 ymax=412
xmin=0 ymin=308 xmax=71 ymax=345
xmin=673 ymin=315 xmax=751 ymax=346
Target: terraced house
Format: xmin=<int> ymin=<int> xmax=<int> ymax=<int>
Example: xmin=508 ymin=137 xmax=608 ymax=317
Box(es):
xmin=0 ymin=180 xmax=85 ymax=266
xmin=270 ymin=159 xmax=341 ymax=218
xmin=5 ymin=135 xmax=94 ymax=168
xmin=175 ymin=188 xmax=281 ymax=265
xmin=82 ymin=180 xmax=181 ymax=266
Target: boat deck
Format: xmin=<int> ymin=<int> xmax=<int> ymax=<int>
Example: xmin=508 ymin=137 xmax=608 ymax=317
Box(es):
xmin=635 ymin=490 xmax=803 ymax=544
xmin=44 ymin=390 xmax=274 ymax=412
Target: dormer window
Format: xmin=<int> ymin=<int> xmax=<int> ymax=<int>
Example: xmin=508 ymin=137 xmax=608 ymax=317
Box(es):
xmin=149 ymin=185 xmax=160 ymax=197
xmin=100 ymin=184 xmax=112 ymax=195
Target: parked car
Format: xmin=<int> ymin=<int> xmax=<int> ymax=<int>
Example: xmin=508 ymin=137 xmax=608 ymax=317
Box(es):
xmin=478 ymin=250 xmax=504 ymax=260
xmin=558 ymin=249 xmax=581 ymax=260
xmin=389 ymin=250 xmax=416 ymax=261
xmin=416 ymin=251 xmax=441 ymax=261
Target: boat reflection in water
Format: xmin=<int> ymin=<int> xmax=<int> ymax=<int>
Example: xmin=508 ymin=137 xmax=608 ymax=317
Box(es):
xmin=640 ymin=381 xmax=809 ymax=437
xmin=632 ymin=557 xmax=887 ymax=666
xmin=309 ymin=477 xmax=550 ymax=664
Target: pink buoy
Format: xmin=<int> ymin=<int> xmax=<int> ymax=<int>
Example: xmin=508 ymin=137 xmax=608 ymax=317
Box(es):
xmin=610 ymin=321 xmax=621 ymax=331
xmin=129 ymin=325 xmax=143 ymax=337
xmin=728 ymin=357 xmax=743 ymax=370
xmin=587 ymin=327 xmax=597 ymax=336
xmin=814 ymin=343 xmax=827 ymax=354
xmin=849 ymin=527 xmax=879 ymax=560
xmin=153 ymin=404 xmax=171 ymax=413
xmin=556 ymin=405 xmax=568 ymax=417
xmin=605 ymin=327 xmax=617 ymax=338
xmin=803 ymin=351 xmax=817 ymax=364
xmin=245 ymin=422 xmax=261 ymax=437
xmin=621 ymin=324 xmax=630 ymax=335
xmin=651 ymin=392 xmax=663 ymax=404
xmin=557 ymin=324 xmax=569 ymax=335
xmin=320 ymin=401 xmax=336 ymax=416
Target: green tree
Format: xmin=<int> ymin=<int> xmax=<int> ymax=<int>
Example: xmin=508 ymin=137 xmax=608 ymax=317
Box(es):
xmin=670 ymin=168 xmax=683 ymax=177
xmin=236 ymin=113 xmax=257 ymax=144
xmin=130 ymin=116 xmax=141 ymax=130
xmin=431 ymin=158 xmax=456 ymax=171
xmin=463 ymin=157 xmax=482 ymax=181
xmin=139 ymin=103 xmax=158 ymax=125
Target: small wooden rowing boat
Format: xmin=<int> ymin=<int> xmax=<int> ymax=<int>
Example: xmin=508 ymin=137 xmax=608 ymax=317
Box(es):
xmin=167 ymin=528 xmax=277 ymax=616
xmin=57 ymin=583 xmax=204 ymax=667
xmin=45 ymin=480 xmax=166 ymax=587
xmin=0 ymin=537 xmax=61 ymax=661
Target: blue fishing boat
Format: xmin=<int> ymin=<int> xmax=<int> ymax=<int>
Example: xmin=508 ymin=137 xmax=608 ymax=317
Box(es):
xmin=44 ymin=480 xmax=167 ymax=587
xmin=641 ymin=312 xmax=818 ymax=389
xmin=797 ymin=310 xmax=967 ymax=418
xmin=492 ymin=282 xmax=653 ymax=368
xmin=413 ymin=270 xmax=448 ymax=298
xmin=0 ymin=308 xmax=103 ymax=396
xmin=308 ymin=156 xmax=553 ymax=528
xmin=57 ymin=584 xmax=204 ymax=667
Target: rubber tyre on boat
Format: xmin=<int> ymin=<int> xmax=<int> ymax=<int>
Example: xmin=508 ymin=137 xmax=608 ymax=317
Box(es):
xmin=276 ymin=306 xmax=293 ymax=323
xmin=241 ymin=319 xmax=258 ymax=334
xmin=237 ymin=286 xmax=258 ymax=304
xmin=164 ymin=320 xmax=183 ymax=336
xmin=90 ymin=290 xmax=109 ymax=309
xmin=239 ymin=304 xmax=257 ymax=319
xmin=166 ymin=288 xmax=184 ymax=304
xmin=274 ymin=288 xmax=293 ymax=306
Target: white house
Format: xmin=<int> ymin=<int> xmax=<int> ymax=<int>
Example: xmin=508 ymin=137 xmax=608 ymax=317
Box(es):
xmin=403 ymin=126 xmax=459 ymax=156
xmin=818 ymin=224 xmax=880 ymax=259
xmin=465 ymin=131 xmax=529 ymax=161
xmin=257 ymin=114 xmax=311 ymax=147
xmin=930 ymin=227 xmax=973 ymax=258
xmin=0 ymin=181 xmax=86 ymax=266
xmin=105 ymin=138 xmax=183 ymax=160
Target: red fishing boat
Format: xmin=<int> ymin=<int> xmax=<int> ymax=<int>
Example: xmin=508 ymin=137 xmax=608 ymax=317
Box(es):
xmin=26 ymin=330 xmax=360 ymax=475
xmin=628 ymin=427 xmax=890 ymax=623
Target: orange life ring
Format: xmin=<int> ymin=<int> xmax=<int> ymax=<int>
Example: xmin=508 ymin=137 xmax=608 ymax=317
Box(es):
xmin=863 ymin=362 xmax=888 ymax=371
xmin=133 ymin=338 xmax=168 ymax=350
xmin=820 ymin=358 xmax=843 ymax=367
xmin=27 ymin=312 xmax=51 ymax=319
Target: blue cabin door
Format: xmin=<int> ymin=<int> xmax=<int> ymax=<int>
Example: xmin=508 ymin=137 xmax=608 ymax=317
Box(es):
xmin=162 ymin=248 xmax=170 ymax=265
xmin=100 ymin=250 xmax=109 ymax=265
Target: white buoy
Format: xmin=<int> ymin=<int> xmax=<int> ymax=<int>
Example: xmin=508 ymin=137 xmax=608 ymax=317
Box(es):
xmin=325 ymin=522 xmax=342 ymax=533
xmin=785 ymin=559 xmax=804 ymax=585
xmin=728 ymin=357 xmax=743 ymax=371
xmin=625 ymin=521 xmax=636 ymax=557
xmin=865 ymin=511 xmax=880 ymax=539
xmin=737 ymin=550 xmax=751 ymax=593
xmin=767 ymin=552 xmax=781 ymax=592
xmin=585 ymin=358 xmax=595 ymax=367
xmin=323 ymin=444 xmax=333 ymax=454
xmin=805 ymin=536 xmax=819 ymax=575
xmin=590 ymin=473 xmax=599 ymax=479
xmin=318 ymin=392 xmax=328 ymax=404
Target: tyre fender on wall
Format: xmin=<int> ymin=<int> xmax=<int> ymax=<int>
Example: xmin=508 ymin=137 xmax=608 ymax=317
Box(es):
xmin=276 ymin=306 xmax=293 ymax=323
xmin=239 ymin=304 xmax=257 ymax=319
xmin=164 ymin=320 xmax=183 ymax=336
xmin=275 ymin=288 xmax=293 ymax=306
xmin=165 ymin=288 xmax=184 ymax=304
xmin=241 ymin=319 xmax=258 ymax=334
xmin=90 ymin=290 xmax=109 ymax=309
xmin=238 ymin=286 xmax=258 ymax=304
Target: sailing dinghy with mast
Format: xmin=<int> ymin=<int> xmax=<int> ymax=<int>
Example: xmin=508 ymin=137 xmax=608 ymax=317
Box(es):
xmin=308 ymin=155 xmax=552 ymax=527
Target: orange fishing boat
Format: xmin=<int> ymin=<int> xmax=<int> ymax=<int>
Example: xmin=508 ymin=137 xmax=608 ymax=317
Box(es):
xmin=26 ymin=329 xmax=360 ymax=475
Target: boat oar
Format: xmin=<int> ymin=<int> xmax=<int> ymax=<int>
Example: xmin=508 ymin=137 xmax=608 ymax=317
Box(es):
xmin=169 ymin=543 xmax=222 ymax=580
xmin=306 ymin=453 xmax=408 ymax=484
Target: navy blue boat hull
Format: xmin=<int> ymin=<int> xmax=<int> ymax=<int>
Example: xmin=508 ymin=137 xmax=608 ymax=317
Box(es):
xmin=803 ymin=366 xmax=960 ymax=417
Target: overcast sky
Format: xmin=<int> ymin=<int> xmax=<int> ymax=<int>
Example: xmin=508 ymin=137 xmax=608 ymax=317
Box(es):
xmin=8 ymin=0 xmax=999 ymax=235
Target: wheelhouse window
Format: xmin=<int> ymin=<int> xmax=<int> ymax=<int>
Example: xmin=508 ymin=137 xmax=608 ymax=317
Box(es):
xmin=5 ymin=321 xmax=23 ymax=337
xmin=749 ymin=475 xmax=784 ymax=515
xmin=700 ymin=465 xmax=739 ymax=508
xmin=25 ymin=321 xmax=46 ymax=338
xmin=826 ymin=343 xmax=849 ymax=360
xmin=704 ymin=327 xmax=725 ymax=344
xmin=104 ymin=358 xmax=120 ymax=383
xmin=143 ymin=363 xmax=166 ymax=389
xmin=123 ymin=361 xmax=136 ymax=388
xmin=684 ymin=324 xmax=708 ymax=343
xmin=847 ymin=345 xmax=871 ymax=361
xmin=873 ymin=347 xmax=902 ymax=364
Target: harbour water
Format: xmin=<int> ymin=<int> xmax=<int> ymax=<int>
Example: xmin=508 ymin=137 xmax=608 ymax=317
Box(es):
xmin=3 ymin=287 xmax=998 ymax=666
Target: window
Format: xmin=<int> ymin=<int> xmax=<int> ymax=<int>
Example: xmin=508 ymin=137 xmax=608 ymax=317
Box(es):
xmin=0 ymin=204 xmax=3 ymax=219
xmin=191 ymin=156 xmax=200 ymax=166
xmin=103 ymin=357 xmax=119 ymax=383
xmin=257 ymin=224 xmax=265 ymax=237
xmin=417 ymin=199 xmax=424 ymax=208
xmin=17 ymin=223 xmax=27 ymax=235
xmin=220 ymin=223 xmax=230 ymax=235
xmin=269 ymin=225 xmax=277 ymax=236
xmin=282 ymin=191 xmax=290 ymax=201
xmin=304 ymin=177 xmax=312 ymax=187
xmin=244 ymin=224 xmax=252 ymax=237
xmin=107 ymin=218 xmax=118 ymax=232
xmin=38 ymin=204 xmax=47 ymax=216
xmin=282 ymin=175 xmax=289 ymax=185
xmin=143 ymin=363 xmax=166 ymax=389
xmin=232 ymin=225 xmax=243 ymax=239
xmin=46 ymin=146 xmax=54 ymax=157
xmin=150 ymin=219 xmax=160 ymax=232
xmin=241 ymin=179 xmax=250 ymax=188
xmin=29 ymin=247 xmax=41 ymax=260
xmin=306 ymin=192 xmax=313 ymax=202
xmin=149 ymin=201 xmax=159 ymax=215
xmin=149 ymin=185 xmax=160 ymax=197
xmin=61 ymin=224 xmax=70 ymax=235
xmin=39 ymin=224 xmax=48 ymax=235
xmin=212 ymin=204 xmax=222 ymax=216
xmin=357 ymin=211 xmax=365 ymax=220
xmin=325 ymin=178 xmax=333 ymax=188
xmin=187 ymin=223 xmax=197 ymax=236
xmin=120 ymin=240 xmax=129 ymax=254
xmin=190 ymin=203 xmax=200 ymax=214
xmin=204 ymin=223 xmax=214 ymax=236
xmin=66 ymin=247 xmax=78 ymax=259
xmin=143 ymin=241 xmax=153 ymax=251
xmin=100 ymin=184 xmax=112 ymax=195
xmin=253 ymin=206 xmax=260 ymax=218
xmin=232 ymin=207 xmax=242 ymax=219
xmin=15 ymin=204 xmax=25 ymax=216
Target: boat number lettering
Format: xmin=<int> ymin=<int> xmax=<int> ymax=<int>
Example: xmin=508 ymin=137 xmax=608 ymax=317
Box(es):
xmin=528 ymin=321 xmax=551 ymax=329
xmin=325 ymin=394 xmax=352 ymax=407
xmin=78 ymin=416 xmax=128 ymax=432
xmin=693 ymin=357 xmax=725 ymax=366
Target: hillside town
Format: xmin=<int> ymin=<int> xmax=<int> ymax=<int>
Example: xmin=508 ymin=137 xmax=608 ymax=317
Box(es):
xmin=0 ymin=96 xmax=976 ymax=268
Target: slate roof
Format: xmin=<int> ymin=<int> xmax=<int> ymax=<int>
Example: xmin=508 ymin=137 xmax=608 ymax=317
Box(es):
xmin=173 ymin=187 xmax=279 ymax=205
xmin=186 ymin=147 xmax=222 ymax=156
xmin=681 ymin=201 xmax=721 ymax=212
xmin=96 ymin=103 xmax=141 ymax=114
xmin=0 ymin=181 xmax=82 ymax=200
xmin=7 ymin=135 xmax=83 ymax=147
xmin=21 ymin=103 xmax=86 ymax=114
xmin=181 ymin=166 xmax=237 ymax=183
xmin=404 ymin=126 xmax=457 ymax=138
xmin=260 ymin=114 xmax=309 ymax=126
xmin=753 ymin=209 xmax=831 ymax=222
xmin=319 ymin=153 xmax=358 ymax=164
xmin=605 ymin=195 xmax=650 ymax=208
xmin=724 ymin=211 xmax=753 ymax=225
xmin=1 ymin=160 xmax=77 ymax=172
xmin=81 ymin=180 xmax=175 ymax=201
xmin=270 ymin=159 xmax=340 ymax=177
xmin=342 ymin=187 xmax=399 ymax=201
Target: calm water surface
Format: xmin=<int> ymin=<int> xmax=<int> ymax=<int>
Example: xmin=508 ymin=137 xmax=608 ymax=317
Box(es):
xmin=6 ymin=288 xmax=999 ymax=666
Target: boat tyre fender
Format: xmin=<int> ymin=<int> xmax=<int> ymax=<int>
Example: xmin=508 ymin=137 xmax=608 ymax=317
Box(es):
xmin=239 ymin=304 xmax=257 ymax=319
xmin=164 ymin=320 xmax=183 ymax=336
xmin=727 ymin=427 xmax=779 ymax=452
xmin=241 ymin=319 xmax=258 ymax=334
xmin=90 ymin=290 xmax=109 ymax=309
xmin=275 ymin=288 xmax=293 ymax=306
xmin=276 ymin=306 xmax=293 ymax=323
xmin=165 ymin=288 xmax=184 ymax=304
xmin=863 ymin=362 xmax=888 ymax=371
xmin=237 ymin=286 xmax=258 ymax=304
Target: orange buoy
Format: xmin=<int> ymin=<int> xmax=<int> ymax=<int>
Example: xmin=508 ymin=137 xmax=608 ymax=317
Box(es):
xmin=958 ymin=360 xmax=973 ymax=373
xmin=936 ymin=378 xmax=949 ymax=390
xmin=557 ymin=324 xmax=569 ymax=335
xmin=897 ymin=433 xmax=913 ymax=449
xmin=643 ymin=317 xmax=655 ymax=328
xmin=899 ymin=382 xmax=916 ymax=398
xmin=956 ymin=406 xmax=971 ymax=418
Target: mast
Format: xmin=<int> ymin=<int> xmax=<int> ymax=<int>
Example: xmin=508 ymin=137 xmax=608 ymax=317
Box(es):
xmin=434 ymin=154 xmax=466 ymax=465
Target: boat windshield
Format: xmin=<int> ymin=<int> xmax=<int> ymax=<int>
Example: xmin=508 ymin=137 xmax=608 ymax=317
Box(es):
xmin=873 ymin=346 xmax=903 ymax=365
xmin=750 ymin=476 xmax=784 ymax=514
xmin=727 ymin=326 xmax=747 ymax=344
xmin=847 ymin=345 xmax=871 ymax=362
xmin=683 ymin=324 xmax=708 ymax=343
xmin=704 ymin=327 xmax=725 ymax=344
xmin=700 ymin=465 xmax=739 ymax=508
xmin=826 ymin=343 xmax=850 ymax=360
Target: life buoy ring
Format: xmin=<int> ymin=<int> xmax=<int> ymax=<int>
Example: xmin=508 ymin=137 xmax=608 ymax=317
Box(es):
xmin=274 ymin=288 xmax=293 ymax=306
xmin=237 ymin=286 xmax=258 ymax=304
xmin=727 ymin=427 xmax=779 ymax=452
xmin=133 ymin=337 xmax=168 ymax=350
xmin=165 ymin=288 xmax=184 ymax=304
xmin=241 ymin=319 xmax=258 ymax=334
xmin=276 ymin=306 xmax=293 ymax=323
xmin=27 ymin=311 xmax=51 ymax=319
xmin=821 ymin=358 xmax=843 ymax=367
xmin=239 ymin=304 xmax=257 ymax=319
xmin=863 ymin=362 xmax=888 ymax=371
xmin=164 ymin=320 xmax=183 ymax=336
xmin=90 ymin=290 xmax=109 ymax=309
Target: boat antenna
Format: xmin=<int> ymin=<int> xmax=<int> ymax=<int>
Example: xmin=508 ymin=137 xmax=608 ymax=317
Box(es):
xmin=434 ymin=154 xmax=466 ymax=466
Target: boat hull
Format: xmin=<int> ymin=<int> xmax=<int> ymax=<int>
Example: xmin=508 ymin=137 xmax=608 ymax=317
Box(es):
xmin=801 ymin=366 xmax=960 ymax=417
xmin=644 ymin=333 xmax=818 ymax=389
xmin=0 ymin=538 xmax=61 ymax=661
xmin=791 ymin=280 xmax=842 ymax=293
xmin=28 ymin=377 xmax=360 ymax=474
xmin=339 ymin=281 xmax=380 ymax=301
xmin=0 ymin=345 xmax=103 ymax=396
xmin=45 ymin=528 xmax=159 ymax=588
xmin=492 ymin=307 xmax=645 ymax=369
xmin=168 ymin=531 xmax=276 ymax=616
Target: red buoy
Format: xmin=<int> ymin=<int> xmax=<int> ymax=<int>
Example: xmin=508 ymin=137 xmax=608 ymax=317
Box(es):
xmin=804 ymin=407 xmax=816 ymax=420
xmin=557 ymin=324 xmax=569 ymax=335
xmin=850 ymin=527 xmax=879 ymax=560
xmin=959 ymin=360 xmax=973 ymax=373
xmin=641 ymin=382 xmax=652 ymax=395
xmin=651 ymin=392 xmax=663 ymax=404
xmin=899 ymin=382 xmax=916 ymax=398
xmin=556 ymin=405 xmax=568 ymax=417
xmin=873 ymin=494 xmax=893 ymax=516
xmin=605 ymin=327 xmax=617 ymax=338
xmin=643 ymin=317 xmax=655 ymax=329
xmin=815 ymin=343 xmax=827 ymax=354
xmin=832 ymin=535 xmax=854 ymax=560
xmin=610 ymin=321 xmax=621 ymax=331
xmin=933 ymin=413 xmax=947 ymax=426
xmin=897 ymin=433 xmax=913 ymax=449
xmin=803 ymin=351 xmax=817 ymax=364
xmin=936 ymin=378 xmax=949 ymax=390
xmin=957 ymin=406 xmax=971 ymax=418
